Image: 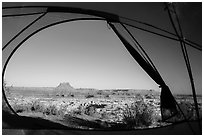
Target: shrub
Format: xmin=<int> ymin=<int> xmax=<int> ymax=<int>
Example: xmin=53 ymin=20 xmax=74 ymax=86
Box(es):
xmin=72 ymin=106 xmax=83 ymax=115
xmin=70 ymin=94 xmax=74 ymax=97
xmin=12 ymin=104 xmax=30 ymax=113
xmin=100 ymin=112 xmax=108 ymax=119
xmin=85 ymin=106 xmax=94 ymax=116
xmin=145 ymin=94 xmax=153 ymax=99
xmin=105 ymin=94 xmax=110 ymax=98
xmin=84 ymin=104 xmax=99 ymax=116
xmin=31 ymin=100 xmax=44 ymax=112
xmin=43 ymin=105 xmax=58 ymax=115
xmin=56 ymin=107 xmax=66 ymax=116
xmin=85 ymin=94 xmax=94 ymax=98
xmin=13 ymin=106 xmax=24 ymax=113
xmin=126 ymin=93 xmax=130 ymax=96
xmin=122 ymin=99 xmax=154 ymax=128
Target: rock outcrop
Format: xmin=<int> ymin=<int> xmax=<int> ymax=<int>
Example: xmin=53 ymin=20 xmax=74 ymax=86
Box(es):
xmin=54 ymin=82 xmax=75 ymax=96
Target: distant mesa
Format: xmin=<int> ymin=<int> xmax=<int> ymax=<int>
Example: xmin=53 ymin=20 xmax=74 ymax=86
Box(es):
xmin=54 ymin=82 xmax=76 ymax=96
xmin=55 ymin=82 xmax=75 ymax=91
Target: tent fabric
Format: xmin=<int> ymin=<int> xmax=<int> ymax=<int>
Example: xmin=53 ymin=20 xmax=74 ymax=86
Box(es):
xmin=109 ymin=23 xmax=166 ymax=86
xmin=160 ymin=85 xmax=178 ymax=121
xmin=2 ymin=3 xmax=201 ymax=134
xmin=109 ymin=23 xmax=178 ymax=121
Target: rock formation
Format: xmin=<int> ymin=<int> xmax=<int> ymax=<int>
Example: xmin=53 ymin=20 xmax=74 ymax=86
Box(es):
xmin=54 ymin=82 xmax=75 ymax=96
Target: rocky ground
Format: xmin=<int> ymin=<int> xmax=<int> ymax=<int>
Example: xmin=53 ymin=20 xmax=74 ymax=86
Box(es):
xmin=7 ymin=94 xmax=163 ymax=129
xmin=4 ymin=83 xmax=201 ymax=130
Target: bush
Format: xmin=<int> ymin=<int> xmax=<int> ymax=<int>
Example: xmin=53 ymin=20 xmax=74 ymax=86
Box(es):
xmin=122 ymin=99 xmax=154 ymax=128
xmin=85 ymin=94 xmax=94 ymax=98
xmin=84 ymin=105 xmax=95 ymax=116
xmin=31 ymin=101 xmax=44 ymax=112
xmin=72 ymin=106 xmax=83 ymax=115
xmin=105 ymin=94 xmax=110 ymax=98
xmin=100 ymin=112 xmax=108 ymax=119
xmin=70 ymin=94 xmax=74 ymax=97
xmin=97 ymin=90 xmax=104 ymax=95
xmin=12 ymin=104 xmax=30 ymax=113
xmin=43 ymin=105 xmax=58 ymax=115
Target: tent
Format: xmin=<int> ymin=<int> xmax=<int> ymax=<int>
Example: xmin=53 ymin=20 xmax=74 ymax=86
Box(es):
xmin=2 ymin=2 xmax=202 ymax=135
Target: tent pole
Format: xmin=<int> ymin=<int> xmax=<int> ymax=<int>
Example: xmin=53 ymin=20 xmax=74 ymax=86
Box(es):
xmin=165 ymin=2 xmax=201 ymax=134
xmin=2 ymin=12 xmax=47 ymax=51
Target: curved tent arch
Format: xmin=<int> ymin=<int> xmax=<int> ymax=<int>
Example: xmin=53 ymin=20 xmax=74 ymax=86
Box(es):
xmin=2 ymin=2 xmax=202 ymax=135
xmin=3 ymin=5 xmax=201 ymax=50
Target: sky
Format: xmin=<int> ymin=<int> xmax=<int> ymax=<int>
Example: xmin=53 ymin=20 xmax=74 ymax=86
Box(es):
xmin=5 ymin=20 xmax=159 ymax=90
xmin=3 ymin=2 xmax=202 ymax=95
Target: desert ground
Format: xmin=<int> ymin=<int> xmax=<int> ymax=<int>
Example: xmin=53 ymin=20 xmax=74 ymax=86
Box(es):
xmin=4 ymin=82 xmax=202 ymax=130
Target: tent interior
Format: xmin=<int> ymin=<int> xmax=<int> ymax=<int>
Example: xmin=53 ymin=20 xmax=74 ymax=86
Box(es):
xmin=2 ymin=2 xmax=202 ymax=135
